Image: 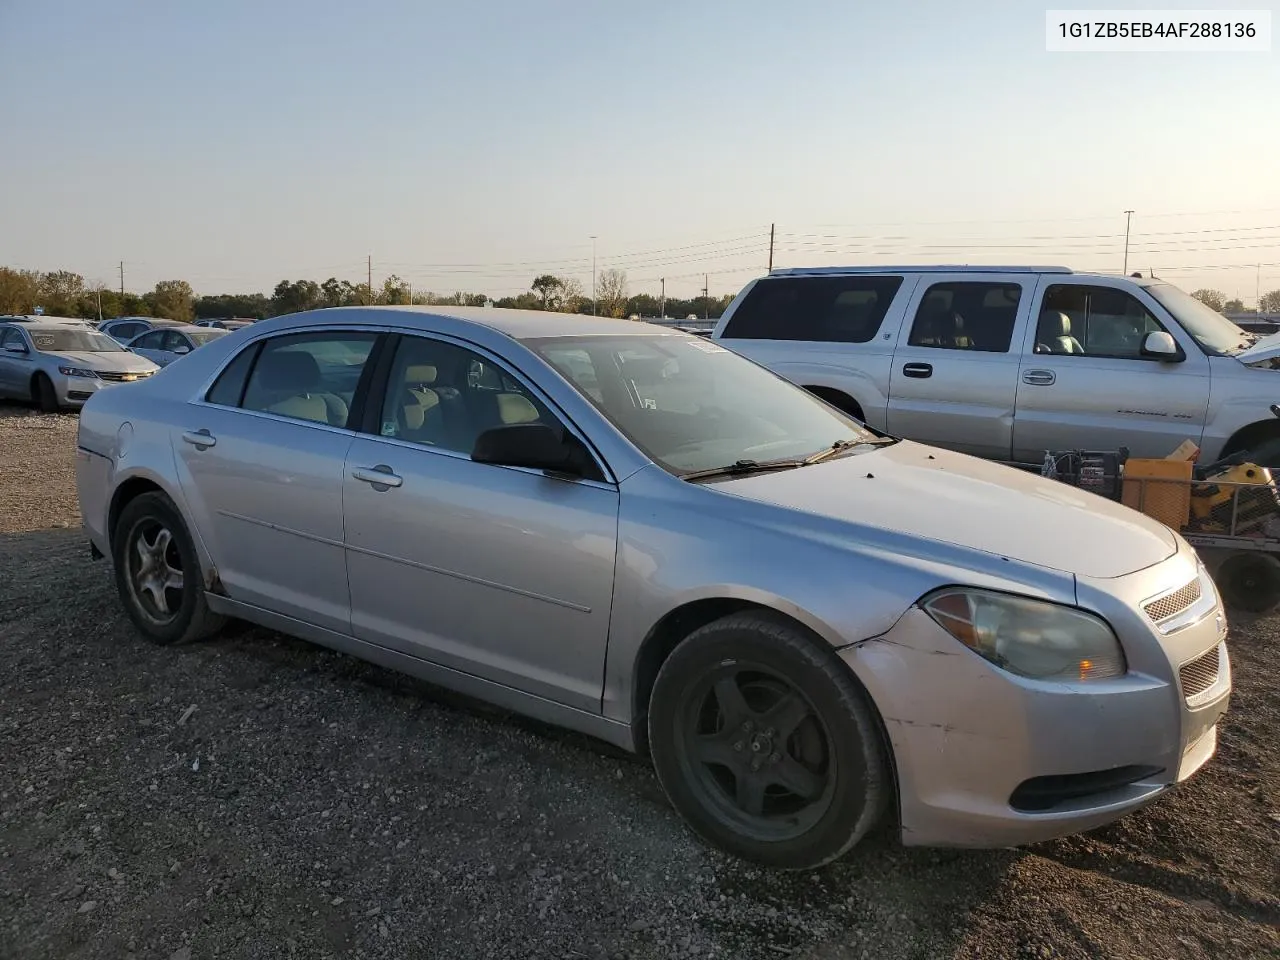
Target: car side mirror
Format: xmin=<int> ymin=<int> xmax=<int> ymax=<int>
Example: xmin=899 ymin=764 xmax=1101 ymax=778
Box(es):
xmin=3 ymin=342 xmax=28 ymax=354
xmin=172 ymin=344 xmax=191 ymax=355
xmin=1140 ymin=331 xmax=1181 ymax=361
xmin=471 ymin=423 xmax=582 ymax=476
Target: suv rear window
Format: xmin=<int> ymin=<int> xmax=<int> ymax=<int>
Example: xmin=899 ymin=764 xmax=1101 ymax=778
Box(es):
xmin=721 ymin=276 xmax=903 ymax=342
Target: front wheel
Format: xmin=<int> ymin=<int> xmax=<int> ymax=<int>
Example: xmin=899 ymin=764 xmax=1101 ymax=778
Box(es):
xmin=113 ymin=491 xmax=225 ymax=645
xmin=33 ymin=373 xmax=59 ymax=413
xmin=648 ymin=611 xmax=889 ymax=870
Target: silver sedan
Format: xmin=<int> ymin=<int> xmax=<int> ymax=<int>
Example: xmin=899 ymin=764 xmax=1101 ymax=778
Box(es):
xmin=75 ymin=306 xmax=1231 ymax=869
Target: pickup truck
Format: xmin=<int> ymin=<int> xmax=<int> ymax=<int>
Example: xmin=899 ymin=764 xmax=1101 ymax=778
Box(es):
xmin=712 ymin=265 xmax=1280 ymax=466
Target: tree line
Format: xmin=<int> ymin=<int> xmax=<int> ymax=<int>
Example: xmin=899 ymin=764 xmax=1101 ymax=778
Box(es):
xmin=1190 ymin=288 xmax=1280 ymax=314
xmin=0 ymin=266 xmax=736 ymax=323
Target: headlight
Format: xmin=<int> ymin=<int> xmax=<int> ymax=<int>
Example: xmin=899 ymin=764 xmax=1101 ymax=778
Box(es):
xmin=921 ymin=588 xmax=1125 ymax=681
xmin=58 ymin=366 xmax=98 ymax=378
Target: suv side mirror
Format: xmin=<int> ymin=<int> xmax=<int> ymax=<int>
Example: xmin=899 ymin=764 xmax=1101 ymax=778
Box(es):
xmin=3 ymin=342 xmax=28 ymax=354
xmin=471 ymin=423 xmax=582 ymax=476
xmin=1140 ymin=330 xmax=1181 ymax=361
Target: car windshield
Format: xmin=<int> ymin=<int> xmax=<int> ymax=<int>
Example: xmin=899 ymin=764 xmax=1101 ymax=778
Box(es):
xmin=188 ymin=329 xmax=228 ymax=345
xmin=530 ymin=334 xmax=881 ymax=475
xmin=1145 ymin=282 xmax=1252 ymax=356
xmin=29 ymin=330 xmax=127 ymax=353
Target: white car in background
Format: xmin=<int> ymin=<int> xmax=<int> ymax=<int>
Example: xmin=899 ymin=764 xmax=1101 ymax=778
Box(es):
xmin=126 ymin=324 xmax=230 ymax=367
xmin=100 ymin=316 xmax=188 ymax=344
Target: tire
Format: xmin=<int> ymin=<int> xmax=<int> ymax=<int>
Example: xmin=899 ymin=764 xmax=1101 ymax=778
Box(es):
xmin=33 ymin=373 xmax=59 ymax=413
xmin=648 ymin=611 xmax=889 ymax=870
xmin=1215 ymin=552 xmax=1280 ymax=615
xmin=112 ymin=491 xmax=225 ymax=645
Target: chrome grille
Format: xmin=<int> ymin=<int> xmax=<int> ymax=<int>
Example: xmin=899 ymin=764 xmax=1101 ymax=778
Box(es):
xmin=1144 ymin=578 xmax=1202 ymax=623
xmin=98 ymin=370 xmax=152 ymax=383
xmin=1179 ymin=646 xmax=1220 ymax=701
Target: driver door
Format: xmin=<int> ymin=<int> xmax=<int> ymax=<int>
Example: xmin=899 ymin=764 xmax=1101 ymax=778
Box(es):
xmin=128 ymin=330 xmax=169 ymax=365
xmin=342 ymin=332 xmax=619 ymax=713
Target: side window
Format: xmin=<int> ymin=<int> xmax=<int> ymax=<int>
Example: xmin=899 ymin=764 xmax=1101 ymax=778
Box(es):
xmin=206 ymin=344 xmax=260 ymax=407
xmin=1036 ymin=285 xmax=1166 ymax=359
xmin=721 ymin=276 xmax=904 ymax=342
xmin=132 ymin=331 xmax=164 ymax=349
xmin=378 ymin=336 xmax=557 ymax=455
xmin=118 ymin=322 xmax=145 ymax=341
xmin=908 ymin=282 xmax=1021 ymax=353
xmin=240 ymin=332 xmax=377 ymax=427
xmin=161 ymin=331 xmax=190 ymax=352
xmin=0 ymin=327 xmax=23 ymax=349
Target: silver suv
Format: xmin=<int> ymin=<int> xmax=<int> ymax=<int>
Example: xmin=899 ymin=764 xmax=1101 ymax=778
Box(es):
xmin=712 ymin=266 xmax=1280 ymax=465
xmin=0 ymin=317 xmax=159 ymax=411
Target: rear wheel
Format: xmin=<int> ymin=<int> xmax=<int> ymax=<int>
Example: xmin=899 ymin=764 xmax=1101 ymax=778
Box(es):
xmin=1215 ymin=552 xmax=1280 ymax=614
xmin=113 ymin=491 xmax=225 ymax=645
xmin=648 ymin=611 xmax=888 ymax=870
xmin=33 ymin=373 xmax=59 ymax=413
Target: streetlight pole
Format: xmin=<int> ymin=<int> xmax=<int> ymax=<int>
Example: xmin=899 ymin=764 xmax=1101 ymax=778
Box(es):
xmin=660 ymin=277 xmax=665 ymax=319
xmin=590 ymin=236 xmax=598 ymax=316
xmin=1122 ymin=210 xmax=1134 ymax=275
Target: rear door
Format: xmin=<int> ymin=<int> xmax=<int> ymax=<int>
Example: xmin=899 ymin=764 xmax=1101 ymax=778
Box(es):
xmin=1011 ymin=278 xmax=1212 ymax=462
xmin=0 ymin=326 xmax=29 ymax=395
xmin=887 ymin=274 xmax=1032 ymax=460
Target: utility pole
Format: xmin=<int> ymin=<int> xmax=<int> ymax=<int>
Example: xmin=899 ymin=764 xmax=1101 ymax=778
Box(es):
xmin=1122 ymin=210 xmax=1134 ymax=275
xmin=590 ymin=236 xmax=598 ymax=316
xmin=1257 ymin=263 xmax=1262 ymax=312
xmin=367 ymin=254 xmax=372 ymax=298
xmin=408 ymin=281 xmax=413 ymax=305
xmin=703 ymin=274 xmax=709 ymax=322
xmin=768 ymin=223 xmax=775 ymax=272
xmin=660 ymin=277 xmax=665 ymax=319
xmin=119 ymin=261 xmax=125 ymax=297
xmin=96 ymin=289 xmax=103 ymax=322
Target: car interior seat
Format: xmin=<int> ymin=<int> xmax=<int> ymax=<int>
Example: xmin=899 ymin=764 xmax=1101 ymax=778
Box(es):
xmin=1035 ymin=311 xmax=1085 ymax=355
xmin=247 ymin=350 xmax=349 ymax=426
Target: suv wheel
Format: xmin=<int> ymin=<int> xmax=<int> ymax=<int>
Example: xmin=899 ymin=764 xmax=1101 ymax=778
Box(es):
xmin=648 ymin=611 xmax=889 ymax=870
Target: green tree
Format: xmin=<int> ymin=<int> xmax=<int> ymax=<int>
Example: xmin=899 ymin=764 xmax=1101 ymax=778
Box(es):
xmin=1190 ymin=289 xmax=1226 ymax=312
xmin=270 ymin=279 xmax=324 ymax=315
xmin=0 ymin=267 xmax=41 ymax=314
xmin=194 ymin=293 xmax=270 ymax=320
xmin=1224 ymin=298 xmax=1246 ymax=314
xmin=597 ymin=269 xmax=629 ymax=318
xmin=144 ymin=280 xmax=195 ymax=322
xmin=531 ymin=274 xmax=561 ymax=309
xmin=380 ymin=275 xmax=410 ymax=305
xmin=37 ymin=270 xmax=86 ymax=316
xmin=1261 ymin=290 xmax=1280 ymax=314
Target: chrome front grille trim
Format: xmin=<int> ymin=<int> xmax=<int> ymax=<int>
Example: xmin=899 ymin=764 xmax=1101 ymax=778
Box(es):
xmin=1144 ymin=578 xmax=1202 ymax=623
xmin=1180 ymin=642 xmax=1230 ymax=708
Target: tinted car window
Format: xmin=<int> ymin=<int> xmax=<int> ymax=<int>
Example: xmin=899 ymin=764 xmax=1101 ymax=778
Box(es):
xmin=0 ymin=327 xmax=24 ymax=349
xmin=721 ymin=276 xmax=904 ymax=342
xmin=240 ymin=332 xmax=377 ymax=428
xmin=1036 ymin=285 xmax=1168 ymax=360
xmin=110 ymin=322 xmax=144 ymax=341
xmin=206 ymin=343 xmax=261 ymax=407
xmin=161 ymin=331 xmax=191 ymax=352
xmin=133 ymin=331 xmax=165 ymax=349
xmin=377 ymin=335 xmax=556 ymax=455
xmin=908 ymin=282 xmax=1021 ymax=353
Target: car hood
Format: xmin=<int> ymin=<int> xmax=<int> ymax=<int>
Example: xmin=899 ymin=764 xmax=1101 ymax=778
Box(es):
xmin=1233 ymin=331 xmax=1280 ymax=364
xmin=51 ymin=351 xmax=159 ymax=372
xmin=714 ymin=441 xmax=1178 ymax=579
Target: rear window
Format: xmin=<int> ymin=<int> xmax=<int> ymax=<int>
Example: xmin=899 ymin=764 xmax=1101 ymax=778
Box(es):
xmin=720 ymin=275 xmax=904 ymax=342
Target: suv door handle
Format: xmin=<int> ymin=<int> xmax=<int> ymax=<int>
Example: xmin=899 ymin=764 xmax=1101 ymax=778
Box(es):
xmin=1022 ymin=369 xmax=1056 ymax=386
xmin=182 ymin=429 xmax=216 ymax=448
xmin=352 ymin=465 xmax=403 ymax=489
xmin=902 ymin=362 xmax=933 ymax=379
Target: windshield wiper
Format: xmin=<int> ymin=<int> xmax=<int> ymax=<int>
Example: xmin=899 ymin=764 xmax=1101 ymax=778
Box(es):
xmin=803 ymin=436 xmax=897 ymax=465
xmin=680 ymin=458 xmax=806 ymax=482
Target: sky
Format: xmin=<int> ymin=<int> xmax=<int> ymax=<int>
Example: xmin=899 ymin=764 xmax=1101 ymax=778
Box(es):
xmin=1 ymin=0 xmax=1278 ymax=303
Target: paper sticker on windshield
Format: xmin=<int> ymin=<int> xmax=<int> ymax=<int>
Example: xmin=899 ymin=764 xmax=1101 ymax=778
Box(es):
xmin=32 ymin=335 xmax=54 ymax=348
xmin=687 ymin=339 xmax=726 ymax=353
xmin=381 ymin=420 xmax=398 ymax=437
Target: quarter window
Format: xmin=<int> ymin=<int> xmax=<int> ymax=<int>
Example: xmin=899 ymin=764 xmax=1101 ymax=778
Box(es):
xmin=1035 ymin=285 xmax=1167 ymax=359
xmin=908 ymin=282 xmax=1022 ymax=353
xmin=206 ymin=344 xmax=260 ymax=407
xmin=377 ymin=336 xmax=556 ymax=456
xmin=720 ymin=276 xmax=904 ymax=342
xmin=238 ymin=332 xmax=377 ymax=427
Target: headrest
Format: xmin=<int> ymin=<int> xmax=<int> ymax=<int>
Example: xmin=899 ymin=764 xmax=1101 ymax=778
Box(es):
xmin=403 ymin=363 xmax=437 ymax=385
xmin=1040 ymin=311 xmax=1072 ymax=338
xmin=258 ymin=350 xmax=320 ymax=392
xmin=497 ymin=393 xmax=539 ymax=425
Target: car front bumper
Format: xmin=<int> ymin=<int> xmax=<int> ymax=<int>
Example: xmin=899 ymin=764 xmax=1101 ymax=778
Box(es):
xmin=56 ymin=371 xmax=150 ymax=406
xmin=840 ymin=547 xmax=1230 ymax=848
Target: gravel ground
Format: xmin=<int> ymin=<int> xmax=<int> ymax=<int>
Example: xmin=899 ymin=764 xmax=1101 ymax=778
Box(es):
xmin=1 ymin=402 xmax=1277 ymax=960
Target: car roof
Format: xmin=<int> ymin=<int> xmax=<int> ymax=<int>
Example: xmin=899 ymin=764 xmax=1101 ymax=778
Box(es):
xmin=766 ymin=265 xmax=1075 ymax=276
xmin=106 ymin=316 xmax=184 ymax=326
xmin=0 ymin=316 xmax=95 ymax=330
xmin=288 ymin=305 xmax=676 ymax=341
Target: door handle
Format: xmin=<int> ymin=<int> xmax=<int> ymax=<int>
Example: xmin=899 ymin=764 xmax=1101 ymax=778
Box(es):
xmin=352 ymin=465 xmax=403 ymax=489
xmin=902 ymin=362 xmax=933 ymax=379
xmin=182 ymin=429 xmax=216 ymax=448
xmin=1022 ymin=370 xmax=1057 ymax=386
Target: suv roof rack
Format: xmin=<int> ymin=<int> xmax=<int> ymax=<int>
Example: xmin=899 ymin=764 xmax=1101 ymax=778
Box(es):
xmin=768 ymin=265 xmax=1074 ymax=276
